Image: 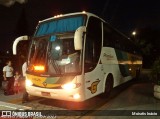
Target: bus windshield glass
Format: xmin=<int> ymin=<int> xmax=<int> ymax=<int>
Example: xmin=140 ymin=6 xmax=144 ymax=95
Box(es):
xmin=28 ymin=15 xmax=86 ymax=75
xmin=48 ymin=35 xmax=81 ymax=75
xmin=28 ymin=34 xmax=81 ymax=76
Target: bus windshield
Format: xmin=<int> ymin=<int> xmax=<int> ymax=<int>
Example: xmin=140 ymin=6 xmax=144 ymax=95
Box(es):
xmin=28 ymin=34 xmax=81 ymax=76
xmin=27 ymin=15 xmax=86 ymax=75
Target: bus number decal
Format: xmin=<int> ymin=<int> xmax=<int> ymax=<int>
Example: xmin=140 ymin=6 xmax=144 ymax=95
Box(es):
xmin=87 ymin=79 xmax=100 ymax=94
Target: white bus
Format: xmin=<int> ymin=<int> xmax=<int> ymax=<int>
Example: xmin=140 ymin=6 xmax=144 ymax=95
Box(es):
xmin=13 ymin=12 xmax=142 ymax=102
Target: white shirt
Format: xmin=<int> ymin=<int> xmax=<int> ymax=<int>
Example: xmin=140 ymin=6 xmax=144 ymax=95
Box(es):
xmin=22 ymin=62 xmax=27 ymax=77
xmin=3 ymin=65 xmax=14 ymax=77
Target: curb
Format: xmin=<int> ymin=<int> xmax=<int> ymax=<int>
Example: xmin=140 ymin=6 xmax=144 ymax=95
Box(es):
xmin=154 ymin=85 xmax=160 ymax=99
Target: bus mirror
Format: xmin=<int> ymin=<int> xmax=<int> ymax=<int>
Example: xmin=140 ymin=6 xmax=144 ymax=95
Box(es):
xmin=74 ymin=26 xmax=86 ymax=50
xmin=13 ymin=35 xmax=29 ymax=55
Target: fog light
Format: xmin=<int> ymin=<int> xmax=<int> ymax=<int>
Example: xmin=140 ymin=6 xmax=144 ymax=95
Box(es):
xmin=73 ymin=93 xmax=80 ymax=99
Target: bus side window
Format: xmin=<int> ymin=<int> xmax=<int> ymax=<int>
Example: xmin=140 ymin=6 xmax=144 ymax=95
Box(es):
xmin=103 ymin=23 xmax=119 ymax=48
xmin=85 ymin=17 xmax=102 ymax=72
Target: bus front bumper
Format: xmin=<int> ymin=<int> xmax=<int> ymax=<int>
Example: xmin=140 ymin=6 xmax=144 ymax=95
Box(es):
xmin=26 ymin=85 xmax=84 ymax=102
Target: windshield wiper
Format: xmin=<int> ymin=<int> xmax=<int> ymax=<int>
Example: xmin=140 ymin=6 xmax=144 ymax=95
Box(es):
xmin=48 ymin=44 xmax=62 ymax=74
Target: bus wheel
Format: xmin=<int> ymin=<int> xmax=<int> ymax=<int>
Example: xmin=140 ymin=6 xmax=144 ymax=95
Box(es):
xmin=136 ymin=68 xmax=141 ymax=80
xmin=101 ymin=75 xmax=113 ymax=97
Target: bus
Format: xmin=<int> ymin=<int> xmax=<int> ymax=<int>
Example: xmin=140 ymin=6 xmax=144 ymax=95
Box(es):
xmin=13 ymin=12 xmax=142 ymax=102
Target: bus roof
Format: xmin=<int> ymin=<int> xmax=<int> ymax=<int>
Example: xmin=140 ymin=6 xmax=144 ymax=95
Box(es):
xmin=39 ymin=12 xmax=106 ymax=23
xmin=38 ymin=12 xmax=130 ymax=41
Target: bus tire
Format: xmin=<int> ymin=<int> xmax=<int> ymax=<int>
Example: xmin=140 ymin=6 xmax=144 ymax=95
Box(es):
xmin=101 ymin=74 xmax=113 ymax=97
xmin=136 ymin=68 xmax=141 ymax=80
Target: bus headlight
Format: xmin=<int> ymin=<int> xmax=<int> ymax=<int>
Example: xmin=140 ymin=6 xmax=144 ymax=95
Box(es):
xmin=61 ymin=83 xmax=76 ymax=90
xmin=73 ymin=93 xmax=80 ymax=99
xmin=25 ymin=79 xmax=33 ymax=86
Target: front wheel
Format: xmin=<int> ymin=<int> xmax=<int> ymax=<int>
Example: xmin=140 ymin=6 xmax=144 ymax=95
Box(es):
xmin=101 ymin=75 xmax=113 ymax=97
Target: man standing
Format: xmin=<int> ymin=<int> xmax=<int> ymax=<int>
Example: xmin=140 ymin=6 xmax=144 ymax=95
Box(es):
xmin=3 ymin=60 xmax=14 ymax=95
xmin=22 ymin=62 xmax=29 ymax=103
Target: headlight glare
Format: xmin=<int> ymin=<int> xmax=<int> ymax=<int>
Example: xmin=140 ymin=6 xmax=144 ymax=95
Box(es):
xmin=25 ymin=79 xmax=33 ymax=86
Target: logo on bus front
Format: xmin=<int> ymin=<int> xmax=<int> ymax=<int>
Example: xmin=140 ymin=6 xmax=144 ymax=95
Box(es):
xmin=43 ymin=82 xmax=47 ymax=87
xmin=87 ymin=79 xmax=100 ymax=94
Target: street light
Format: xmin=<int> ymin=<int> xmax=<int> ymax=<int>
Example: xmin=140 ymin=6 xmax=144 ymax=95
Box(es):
xmin=132 ymin=31 xmax=138 ymax=43
xmin=132 ymin=31 xmax=136 ymax=36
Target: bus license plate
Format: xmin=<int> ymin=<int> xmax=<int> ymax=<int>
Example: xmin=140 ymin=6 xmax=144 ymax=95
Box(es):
xmin=41 ymin=92 xmax=51 ymax=97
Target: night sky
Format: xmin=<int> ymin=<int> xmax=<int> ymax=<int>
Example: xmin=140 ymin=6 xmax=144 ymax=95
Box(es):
xmin=0 ymin=0 xmax=160 ymax=53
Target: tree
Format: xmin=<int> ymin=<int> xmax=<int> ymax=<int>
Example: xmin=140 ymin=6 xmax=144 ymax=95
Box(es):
xmin=131 ymin=27 xmax=160 ymax=68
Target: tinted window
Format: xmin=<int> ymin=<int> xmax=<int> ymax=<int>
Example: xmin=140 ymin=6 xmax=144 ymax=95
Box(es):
xmin=103 ymin=23 xmax=141 ymax=55
xmin=85 ymin=17 xmax=102 ymax=72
